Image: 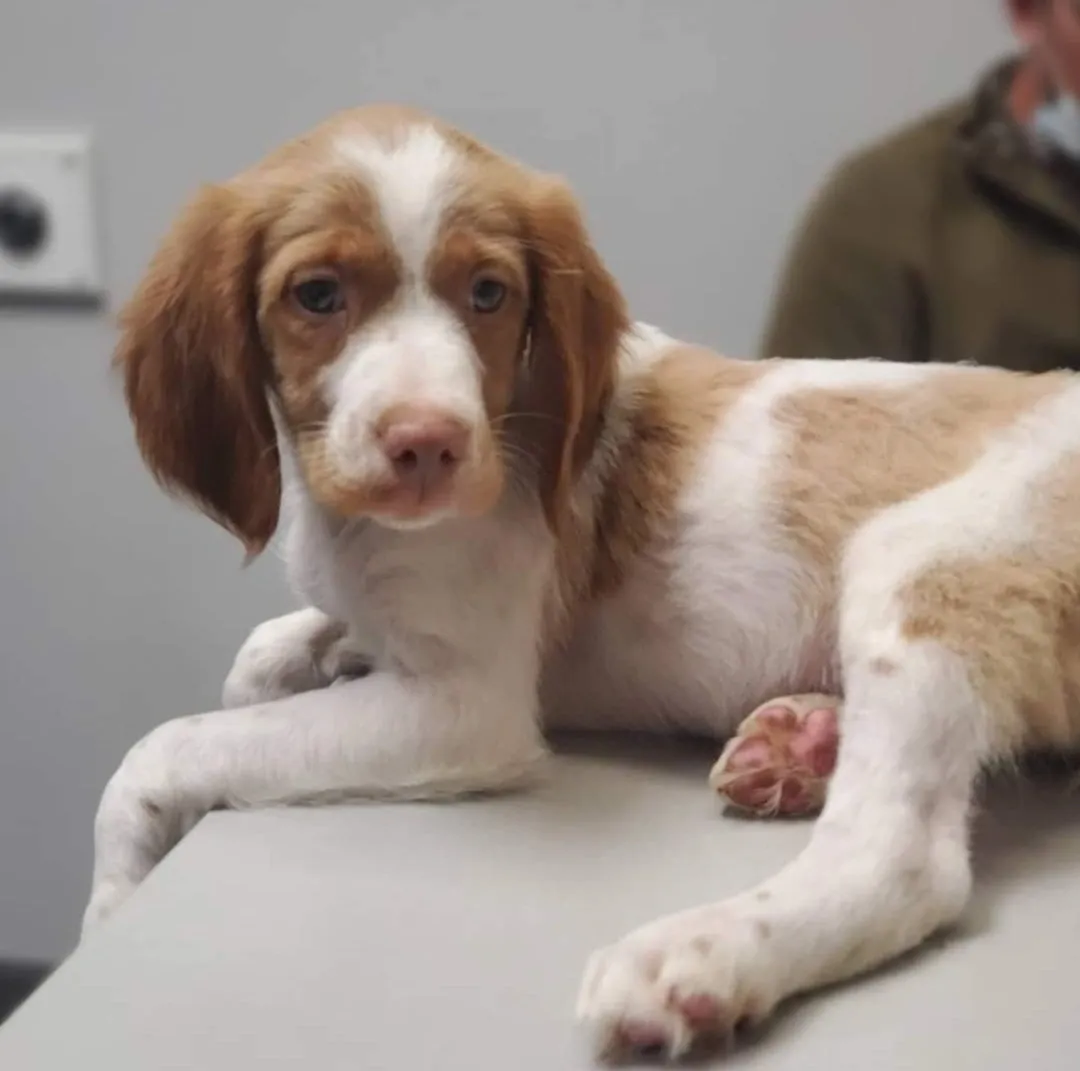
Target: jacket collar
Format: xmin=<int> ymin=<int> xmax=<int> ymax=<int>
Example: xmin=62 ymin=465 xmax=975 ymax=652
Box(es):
xmin=958 ymin=56 xmax=1080 ymax=240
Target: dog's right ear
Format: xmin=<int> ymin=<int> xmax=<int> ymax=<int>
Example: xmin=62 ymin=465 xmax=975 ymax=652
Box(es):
xmin=115 ymin=183 xmax=281 ymax=555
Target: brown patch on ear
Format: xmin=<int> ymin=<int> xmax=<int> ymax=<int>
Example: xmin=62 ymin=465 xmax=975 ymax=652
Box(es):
xmin=591 ymin=348 xmax=765 ymax=598
xmin=513 ymin=178 xmax=629 ymax=533
xmin=115 ymin=183 xmax=281 ymax=554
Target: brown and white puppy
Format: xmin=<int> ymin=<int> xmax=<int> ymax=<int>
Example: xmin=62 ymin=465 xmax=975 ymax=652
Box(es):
xmin=89 ymin=104 xmax=1080 ymax=1061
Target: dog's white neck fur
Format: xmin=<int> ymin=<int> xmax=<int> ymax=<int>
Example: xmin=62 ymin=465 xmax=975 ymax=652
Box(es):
xmin=282 ymin=319 xmax=671 ymax=642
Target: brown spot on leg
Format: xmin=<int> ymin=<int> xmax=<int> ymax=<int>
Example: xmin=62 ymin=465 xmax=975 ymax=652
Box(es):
xmin=869 ymin=656 xmax=897 ymax=676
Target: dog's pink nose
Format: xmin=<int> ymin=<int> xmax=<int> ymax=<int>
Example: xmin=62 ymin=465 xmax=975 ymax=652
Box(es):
xmin=378 ymin=407 xmax=470 ymax=492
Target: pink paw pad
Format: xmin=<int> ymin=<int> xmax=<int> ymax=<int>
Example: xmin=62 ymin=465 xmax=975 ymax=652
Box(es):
xmin=615 ymin=1021 xmax=669 ymax=1054
xmin=671 ymin=992 xmax=724 ymax=1027
xmin=709 ymin=695 xmax=840 ymax=817
xmin=614 ymin=997 xmax=732 ymax=1060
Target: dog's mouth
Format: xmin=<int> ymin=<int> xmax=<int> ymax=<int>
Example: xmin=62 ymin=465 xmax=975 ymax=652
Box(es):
xmin=308 ymin=462 xmax=505 ymax=528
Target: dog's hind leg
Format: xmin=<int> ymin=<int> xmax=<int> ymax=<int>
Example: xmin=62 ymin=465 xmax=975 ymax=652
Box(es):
xmin=578 ymin=632 xmax=991 ymax=1060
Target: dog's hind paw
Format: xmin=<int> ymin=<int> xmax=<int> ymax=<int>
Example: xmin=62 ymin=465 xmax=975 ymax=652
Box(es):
xmin=709 ymin=694 xmax=840 ymax=817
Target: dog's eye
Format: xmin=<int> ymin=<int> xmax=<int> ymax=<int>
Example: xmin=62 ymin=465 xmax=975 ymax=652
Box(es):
xmin=470 ymin=277 xmax=507 ymax=314
xmin=293 ymin=276 xmax=344 ymax=316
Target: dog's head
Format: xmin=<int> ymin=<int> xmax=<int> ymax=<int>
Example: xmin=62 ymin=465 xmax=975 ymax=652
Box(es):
xmin=116 ymin=105 xmax=628 ymax=552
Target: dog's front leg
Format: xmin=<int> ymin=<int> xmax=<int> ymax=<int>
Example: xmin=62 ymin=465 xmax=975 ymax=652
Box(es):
xmin=83 ymin=671 xmax=546 ymax=937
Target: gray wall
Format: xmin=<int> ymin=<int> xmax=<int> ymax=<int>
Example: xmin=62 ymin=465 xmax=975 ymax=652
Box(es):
xmin=1 ymin=0 xmax=1011 ymax=960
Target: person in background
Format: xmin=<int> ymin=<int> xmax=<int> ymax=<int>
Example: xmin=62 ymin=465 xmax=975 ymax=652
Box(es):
xmin=761 ymin=0 xmax=1080 ymax=370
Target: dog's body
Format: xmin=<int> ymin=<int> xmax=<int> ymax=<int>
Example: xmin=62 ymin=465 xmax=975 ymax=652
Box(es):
xmin=88 ymin=106 xmax=1080 ymax=1060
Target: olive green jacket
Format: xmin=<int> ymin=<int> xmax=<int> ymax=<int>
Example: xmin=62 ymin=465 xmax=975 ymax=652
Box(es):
xmin=760 ymin=60 xmax=1080 ymax=371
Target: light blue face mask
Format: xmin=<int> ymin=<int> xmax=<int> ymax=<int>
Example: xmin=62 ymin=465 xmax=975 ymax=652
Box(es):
xmin=1032 ymin=92 xmax=1080 ymax=160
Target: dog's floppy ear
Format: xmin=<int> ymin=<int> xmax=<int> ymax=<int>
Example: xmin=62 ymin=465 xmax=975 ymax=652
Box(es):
xmin=517 ymin=177 xmax=628 ymax=533
xmin=115 ymin=183 xmax=281 ymax=555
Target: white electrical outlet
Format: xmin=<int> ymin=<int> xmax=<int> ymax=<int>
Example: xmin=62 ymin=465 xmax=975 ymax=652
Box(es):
xmin=0 ymin=131 xmax=103 ymax=299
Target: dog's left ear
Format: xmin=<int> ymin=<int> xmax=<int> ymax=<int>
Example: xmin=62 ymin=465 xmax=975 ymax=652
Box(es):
xmin=517 ymin=177 xmax=629 ymax=534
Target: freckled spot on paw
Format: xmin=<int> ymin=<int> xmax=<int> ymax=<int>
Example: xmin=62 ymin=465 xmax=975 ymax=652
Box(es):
xmin=140 ymin=798 xmax=162 ymax=818
xmin=755 ymin=889 xmax=771 ymax=902
xmin=691 ymin=937 xmax=713 ymax=956
xmin=869 ymin=657 xmax=898 ymax=676
xmin=640 ymin=952 xmax=663 ymax=982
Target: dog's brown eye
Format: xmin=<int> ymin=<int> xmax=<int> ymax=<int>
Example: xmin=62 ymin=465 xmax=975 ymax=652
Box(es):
xmin=470 ymin=277 xmax=506 ymax=313
xmin=293 ymin=276 xmax=344 ymax=315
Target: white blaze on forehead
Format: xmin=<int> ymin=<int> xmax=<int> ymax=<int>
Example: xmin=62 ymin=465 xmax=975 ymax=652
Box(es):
xmin=321 ymin=124 xmax=485 ymax=485
xmin=335 ymin=124 xmax=463 ymax=276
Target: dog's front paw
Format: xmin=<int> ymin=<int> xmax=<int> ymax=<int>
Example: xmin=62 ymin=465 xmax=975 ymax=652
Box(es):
xmin=709 ymin=694 xmax=840 ymax=817
xmin=81 ymin=721 xmax=190 ymax=943
xmin=222 ymin=609 xmax=363 ymax=708
xmin=81 ymin=875 xmax=139 ymax=939
xmin=577 ymin=907 xmax=778 ymax=1061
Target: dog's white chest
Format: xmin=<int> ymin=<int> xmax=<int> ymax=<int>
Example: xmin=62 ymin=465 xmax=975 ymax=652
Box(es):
xmin=543 ymin=424 xmax=832 ymax=735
